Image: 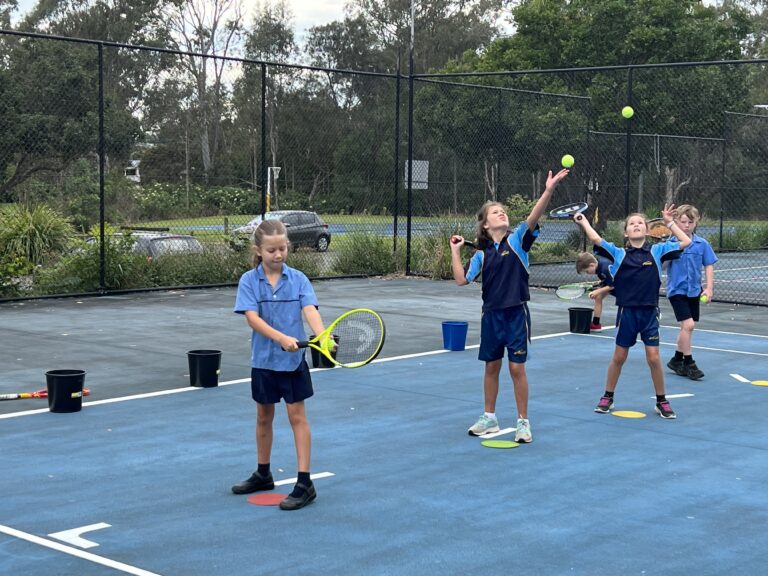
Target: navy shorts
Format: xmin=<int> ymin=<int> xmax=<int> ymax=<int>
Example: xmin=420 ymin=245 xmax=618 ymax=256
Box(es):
xmin=250 ymin=359 xmax=314 ymax=404
xmin=478 ymin=304 xmax=531 ymax=363
xmin=615 ymin=306 xmax=660 ymax=348
xmin=668 ymin=294 xmax=701 ymax=322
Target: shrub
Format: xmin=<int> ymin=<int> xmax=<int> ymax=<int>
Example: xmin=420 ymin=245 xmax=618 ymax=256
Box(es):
xmin=504 ymin=194 xmax=537 ymax=223
xmin=0 ymin=204 xmax=75 ymax=265
xmin=334 ymin=232 xmax=396 ymax=276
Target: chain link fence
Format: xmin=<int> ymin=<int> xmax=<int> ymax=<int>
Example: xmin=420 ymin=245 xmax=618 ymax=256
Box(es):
xmin=1 ymin=31 xmax=766 ymax=305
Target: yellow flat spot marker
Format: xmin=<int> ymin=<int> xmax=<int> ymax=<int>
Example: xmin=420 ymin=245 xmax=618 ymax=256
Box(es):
xmin=481 ymin=439 xmax=520 ymax=449
xmin=612 ymin=410 xmax=646 ymax=419
xmin=752 ymin=380 xmax=768 ymax=387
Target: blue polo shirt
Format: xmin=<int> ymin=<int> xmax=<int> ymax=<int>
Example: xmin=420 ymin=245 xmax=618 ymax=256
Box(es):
xmin=665 ymin=233 xmax=717 ymax=297
xmin=599 ymin=239 xmax=681 ymax=307
xmin=234 ymin=264 xmax=319 ymax=371
xmin=465 ymin=221 xmax=538 ymax=311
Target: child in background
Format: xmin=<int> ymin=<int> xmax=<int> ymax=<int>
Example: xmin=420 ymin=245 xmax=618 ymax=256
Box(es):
xmin=575 ymin=252 xmax=615 ymax=331
xmin=572 ymin=206 xmax=691 ymax=419
xmin=232 ymin=220 xmax=327 ymax=511
xmin=665 ymin=204 xmax=717 ymax=380
xmin=449 ymin=168 xmax=570 ymax=443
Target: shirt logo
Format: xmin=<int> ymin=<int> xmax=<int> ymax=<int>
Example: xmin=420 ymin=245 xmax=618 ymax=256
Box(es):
xmin=500 ymin=250 xmax=509 ymax=257
xmin=642 ymin=260 xmax=653 ymax=266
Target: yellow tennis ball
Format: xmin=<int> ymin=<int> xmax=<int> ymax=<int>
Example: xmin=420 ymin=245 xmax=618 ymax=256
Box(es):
xmin=561 ymin=154 xmax=575 ymax=168
xmin=622 ymin=106 xmax=634 ymax=119
xmin=700 ymin=294 xmax=708 ymax=303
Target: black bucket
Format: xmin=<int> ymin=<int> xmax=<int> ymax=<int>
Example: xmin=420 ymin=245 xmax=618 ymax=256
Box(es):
xmin=568 ymin=307 xmax=593 ymax=334
xmin=45 ymin=369 xmax=86 ymax=413
xmin=187 ymin=350 xmax=222 ymax=387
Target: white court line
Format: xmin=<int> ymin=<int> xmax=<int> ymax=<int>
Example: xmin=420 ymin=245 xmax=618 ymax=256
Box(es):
xmin=586 ymin=334 xmax=768 ymax=357
xmin=730 ymin=374 xmax=752 ymax=383
xmin=650 ymin=393 xmax=694 ymax=399
xmin=477 ymin=427 xmax=515 ymax=439
xmin=274 ymin=471 xmax=335 ymax=487
xmin=49 ymin=522 xmax=111 ymax=549
xmin=659 ymin=325 xmax=768 ymax=339
xmin=0 ymin=523 xmax=161 ymax=576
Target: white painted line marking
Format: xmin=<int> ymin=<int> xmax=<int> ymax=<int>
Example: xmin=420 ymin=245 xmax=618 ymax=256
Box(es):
xmin=274 ymin=471 xmax=335 ymax=487
xmin=586 ymin=334 xmax=768 ymax=357
xmin=478 ymin=427 xmax=515 ymax=439
xmin=49 ymin=522 xmax=111 ymax=549
xmin=0 ymin=523 xmax=161 ymax=576
xmin=650 ymin=393 xmax=694 ymax=399
xmin=730 ymin=374 xmax=751 ymax=383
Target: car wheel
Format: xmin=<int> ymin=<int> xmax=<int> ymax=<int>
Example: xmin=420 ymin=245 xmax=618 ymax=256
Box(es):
xmin=316 ymin=235 xmax=329 ymax=252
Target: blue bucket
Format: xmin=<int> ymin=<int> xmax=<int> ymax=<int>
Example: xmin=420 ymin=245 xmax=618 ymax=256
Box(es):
xmin=442 ymin=321 xmax=469 ymax=351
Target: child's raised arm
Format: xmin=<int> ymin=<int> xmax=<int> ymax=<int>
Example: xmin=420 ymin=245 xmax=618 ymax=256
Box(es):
xmin=573 ymin=213 xmax=602 ymax=246
xmin=662 ymin=203 xmax=692 ymax=249
xmin=449 ymin=235 xmax=469 ymax=286
xmin=526 ymin=168 xmax=570 ymax=230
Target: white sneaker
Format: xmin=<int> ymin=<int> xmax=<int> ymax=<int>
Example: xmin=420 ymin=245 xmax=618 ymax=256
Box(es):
xmin=515 ymin=417 xmax=532 ymax=443
xmin=467 ymin=414 xmax=500 ymax=436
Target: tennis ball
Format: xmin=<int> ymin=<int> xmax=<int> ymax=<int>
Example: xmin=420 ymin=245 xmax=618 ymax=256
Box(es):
xmin=700 ymin=294 xmax=708 ymax=303
xmin=561 ymin=154 xmax=575 ymax=168
xmin=622 ymin=106 xmax=634 ymax=119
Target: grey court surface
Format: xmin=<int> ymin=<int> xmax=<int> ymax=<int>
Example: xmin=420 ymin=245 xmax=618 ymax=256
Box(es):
xmin=1 ymin=279 xmax=767 ymax=575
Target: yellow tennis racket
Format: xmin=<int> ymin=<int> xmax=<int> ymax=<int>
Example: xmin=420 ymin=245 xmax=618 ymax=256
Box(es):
xmin=299 ymin=308 xmax=385 ymax=368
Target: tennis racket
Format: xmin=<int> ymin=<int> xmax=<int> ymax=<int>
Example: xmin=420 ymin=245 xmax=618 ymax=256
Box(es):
xmin=0 ymin=388 xmax=91 ymax=401
xmin=549 ymin=201 xmax=589 ymax=219
xmin=300 ymin=309 xmax=385 ymax=369
xmin=555 ymin=281 xmax=601 ymax=300
xmin=647 ymin=218 xmax=672 ymax=241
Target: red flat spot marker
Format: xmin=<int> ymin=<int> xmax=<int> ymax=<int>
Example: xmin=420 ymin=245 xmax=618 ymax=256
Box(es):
xmin=247 ymin=493 xmax=288 ymax=506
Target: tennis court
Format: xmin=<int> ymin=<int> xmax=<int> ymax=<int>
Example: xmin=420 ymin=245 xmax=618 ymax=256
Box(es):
xmin=1 ymin=279 xmax=767 ymax=575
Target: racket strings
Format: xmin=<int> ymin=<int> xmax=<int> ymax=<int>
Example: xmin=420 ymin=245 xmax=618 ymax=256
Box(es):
xmin=331 ymin=312 xmax=384 ymax=365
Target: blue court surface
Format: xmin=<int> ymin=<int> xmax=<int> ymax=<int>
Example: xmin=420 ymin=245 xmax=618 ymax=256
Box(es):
xmin=2 ymin=322 xmax=767 ymax=575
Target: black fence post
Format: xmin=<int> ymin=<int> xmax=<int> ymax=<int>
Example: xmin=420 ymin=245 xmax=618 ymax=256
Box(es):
xmin=98 ymin=43 xmax=106 ymax=293
xmin=260 ymin=63 xmax=267 ymax=219
xmin=393 ymin=54 xmax=401 ymax=252
xmin=624 ymin=66 xmax=634 ymax=217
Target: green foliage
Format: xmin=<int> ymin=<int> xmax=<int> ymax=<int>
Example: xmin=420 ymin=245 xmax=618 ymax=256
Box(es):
xmin=0 ymin=204 xmax=75 ymax=265
xmin=718 ymin=223 xmax=768 ymax=251
xmin=148 ymin=251 xmax=250 ymax=287
xmin=504 ymin=194 xmax=536 ymax=223
xmin=287 ymin=252 xmax=324 ymax=279
xmin=409 ymin=222 xmax=475 ymax=280
xmin=334 ymin=233 xmax=396 ymax=276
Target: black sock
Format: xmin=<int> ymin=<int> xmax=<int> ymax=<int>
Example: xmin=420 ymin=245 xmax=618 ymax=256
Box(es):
xmin=593 ymin=316 xmax=600 ymax=324
xmin=604 ymin=390 xmax=614 ymax=398
xmin=683 ymin=355 xmax=693 ymax=365
xmin=656 ymin=395 xmax=666 ymax=403
xmin=674 ymin=351 xmax=684 ymax=361
xmin=257 ymin=463 xmax=270 ymax=477
xmin=290 ymin=472 xmax=312 ymax=498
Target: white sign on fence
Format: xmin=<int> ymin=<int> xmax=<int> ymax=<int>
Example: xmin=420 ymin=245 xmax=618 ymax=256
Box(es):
xmin=404 ymin=160 xmax=429 ymax=190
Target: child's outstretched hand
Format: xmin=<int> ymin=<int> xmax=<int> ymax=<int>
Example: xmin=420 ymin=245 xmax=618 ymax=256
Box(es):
xmin=662 ymin=203 xmax=677 ymax=225
xmin=545 ymin=168 xmax=570 ymax=192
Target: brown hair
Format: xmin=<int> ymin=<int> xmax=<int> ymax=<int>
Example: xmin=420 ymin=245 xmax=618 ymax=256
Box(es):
xmin=675 ymin=204 xmax=700 ymax=224
xmin=474 ymin=201 xmax=506 ymax=249
xmin=251 ymin=219 xmax=289 ymax=267
xmin=623 ymin=212 xmax=649 ymax=231
xmin=576 ymin=252 xmax=597 ymax=274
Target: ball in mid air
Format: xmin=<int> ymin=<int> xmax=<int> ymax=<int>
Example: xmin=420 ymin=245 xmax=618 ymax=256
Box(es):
xmin=561 ymin=154 xmax=575 ymax=168
xmin=622 ymin=106 xmax=634 ymax=119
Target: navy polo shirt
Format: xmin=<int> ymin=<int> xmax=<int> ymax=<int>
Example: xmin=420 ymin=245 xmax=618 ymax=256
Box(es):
xmin=595 ymin=255 xmax=614 ymax=288
xmin=234 ymin=264 xmax=319 ymax=371
xmin=599 ymin=240 xmax=681 ymax=307
xmin=466 ymin=221 xmax=539 ymax=311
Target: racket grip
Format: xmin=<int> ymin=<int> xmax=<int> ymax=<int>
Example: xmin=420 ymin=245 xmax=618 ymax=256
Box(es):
xmin=463 ymin=240 xmax=476 ymax=249
xmin=297 ymin=341 xmax=310 ymax=348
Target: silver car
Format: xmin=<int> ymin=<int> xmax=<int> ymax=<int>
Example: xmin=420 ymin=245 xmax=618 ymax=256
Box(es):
xmin=233 ymin=210 xmax=331 ymax=252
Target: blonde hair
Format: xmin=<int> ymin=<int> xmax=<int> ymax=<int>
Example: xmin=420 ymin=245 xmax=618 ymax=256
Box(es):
xmin=675 ymin=204 xmax=700 ymax=224
xmin=474 ymin=201 xmax=506 ymax=249
xmin=576 ymin=252 xmax=597 ymax=273
xmin=251 ymin=220 xmax=289 ymax=267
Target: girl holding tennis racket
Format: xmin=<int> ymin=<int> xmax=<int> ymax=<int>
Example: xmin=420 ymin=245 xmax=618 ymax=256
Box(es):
xmin=232 ymin=219 xmax=328 ymax=510
xmin=449 ymin=167 xmax=570 ymax=443
xmin=572 ymin=207 xmax=691 ymax=419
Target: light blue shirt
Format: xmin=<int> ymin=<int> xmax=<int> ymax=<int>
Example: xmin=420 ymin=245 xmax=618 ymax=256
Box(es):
xmin=234 ymin=264 xmax=318 ymax=371
xmin=666 ymin=233 xmax=718 ymax=297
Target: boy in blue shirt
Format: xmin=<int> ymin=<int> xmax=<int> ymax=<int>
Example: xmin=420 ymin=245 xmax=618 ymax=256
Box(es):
xmin=665 ymin=204 xmax=718 ymax=380
xmin=449 ymin=168 xmax=570 ymax=443
xmin=232 ymin=220 xmax=328 ymax=510
xmin=575 ymin=251 xmax=615 ymax=331
xmin=573 ymin=206 xmax=691 ymax=419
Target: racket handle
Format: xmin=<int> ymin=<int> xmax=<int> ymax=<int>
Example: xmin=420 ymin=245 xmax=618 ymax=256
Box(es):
xmin=297 ymin=341 xmax=310 ymax=348
xmin=463 ymin=240 xmax=476 ymax=249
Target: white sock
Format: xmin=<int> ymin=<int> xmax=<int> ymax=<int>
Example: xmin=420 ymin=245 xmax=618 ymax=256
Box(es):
xmin=484 ymin=412 xmax=496 ymax=420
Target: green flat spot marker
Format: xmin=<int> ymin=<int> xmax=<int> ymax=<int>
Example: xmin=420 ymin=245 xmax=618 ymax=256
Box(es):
xmin=481 ymin=439 xmax=520 ymax=449
xmin=612 ymin=410 xmax=646 ymax=419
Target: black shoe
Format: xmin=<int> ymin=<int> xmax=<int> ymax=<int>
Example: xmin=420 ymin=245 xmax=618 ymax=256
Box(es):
xmin=279 ymin=483 xmax=317 ymax=510
xmin=231 ymin=471 xmax=275 ymax=494
xmin=667 ymin=357 xmax=685 ymax=376
xmin=682 ymin=362 xmax=704 ymax=380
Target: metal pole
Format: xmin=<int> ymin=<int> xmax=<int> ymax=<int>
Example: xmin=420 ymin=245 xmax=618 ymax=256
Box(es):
xmin=624 ymin=67 xmax=633 ymax=216
xmin=719 ymin=113 xmax=728 ymax=251
xmin=406 ymin=0 xmax=415 ymax=274
xmin=97 ymin=43 xmax=106 ymax=292
xmin=260 ymin=63 xmax=267 ymax=218
xmin=393 ymin=53 xmax=401 ymax=252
